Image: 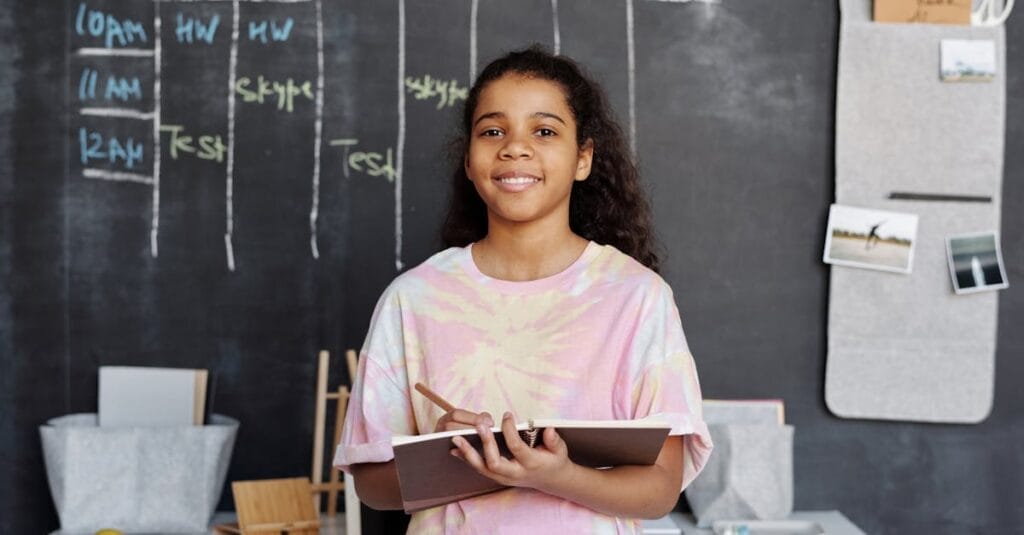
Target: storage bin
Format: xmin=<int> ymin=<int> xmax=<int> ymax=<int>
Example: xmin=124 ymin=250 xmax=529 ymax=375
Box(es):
xmin=40 ymin=413 xmax=238 ymax=534
xmin=684 ymin=423 xmax=794 ymax=527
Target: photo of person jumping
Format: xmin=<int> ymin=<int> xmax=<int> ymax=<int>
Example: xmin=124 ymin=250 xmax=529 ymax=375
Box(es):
xmin=824 ymin=205 xmax=918 ymax=273
xmin=865 ymin=220 xmax=886 ymax=250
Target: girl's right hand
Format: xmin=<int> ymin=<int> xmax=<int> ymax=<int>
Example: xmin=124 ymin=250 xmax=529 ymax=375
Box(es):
xmin=434 ymin=409 xmax=494 ymax=432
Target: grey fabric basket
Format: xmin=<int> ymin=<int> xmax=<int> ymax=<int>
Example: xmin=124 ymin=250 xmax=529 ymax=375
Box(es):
xmin=40 ymin=413 xmax=238 ymax=534
xmin=684 ymin=423 xmax=794 ymax=528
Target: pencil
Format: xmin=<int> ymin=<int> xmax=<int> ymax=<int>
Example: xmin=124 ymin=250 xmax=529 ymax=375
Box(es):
xmin=414 ymin=382 xmax=457 ymax=413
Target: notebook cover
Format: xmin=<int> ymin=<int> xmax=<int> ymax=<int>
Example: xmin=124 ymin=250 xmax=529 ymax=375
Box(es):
xmin=393 ymin=424 xmax=670 ymax=512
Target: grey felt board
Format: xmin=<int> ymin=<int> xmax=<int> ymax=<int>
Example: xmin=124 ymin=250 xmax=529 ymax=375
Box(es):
xmin=827 ymin=0 xmax=1005 ymax=423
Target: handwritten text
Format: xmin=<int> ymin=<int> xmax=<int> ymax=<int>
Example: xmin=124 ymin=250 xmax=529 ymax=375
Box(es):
xmin=74 ymin=3 xmax=147 ymax=48
xmin=330 ymin=139 xmax=396 ymax=182
xmin=236 ymin=76 xmax=313 ymax=113
xmin=405 ymin=74 xmax=467 ymax=109
xmin=160 ymin=124 xmax=227 ymax=163
xmin=79 ymin=127 xmax=144 ymax=169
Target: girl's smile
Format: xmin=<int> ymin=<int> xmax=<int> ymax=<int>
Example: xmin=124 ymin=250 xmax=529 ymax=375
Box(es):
xmin=492 ymin=170 xmax=542 ymax=193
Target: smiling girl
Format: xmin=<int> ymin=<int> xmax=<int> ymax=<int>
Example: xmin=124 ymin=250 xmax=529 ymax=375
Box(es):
xmin=336 ymin=46 xmax=712 ymax=534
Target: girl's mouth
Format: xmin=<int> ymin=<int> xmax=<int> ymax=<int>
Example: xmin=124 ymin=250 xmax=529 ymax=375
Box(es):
xmin=493 ymin=172 xmax=541 ymax=193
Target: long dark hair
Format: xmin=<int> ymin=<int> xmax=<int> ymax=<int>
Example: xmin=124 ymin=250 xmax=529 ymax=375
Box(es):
xmin=441 ymin=45 xmax=660 ymax=272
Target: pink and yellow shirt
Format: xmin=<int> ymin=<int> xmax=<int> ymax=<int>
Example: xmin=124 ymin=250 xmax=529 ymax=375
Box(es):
xmin=336 ymin=241 xmax=712 ymax=534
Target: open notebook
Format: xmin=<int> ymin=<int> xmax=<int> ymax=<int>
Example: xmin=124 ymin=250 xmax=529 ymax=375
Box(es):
xmin=392 ymin=418 xmax=671 ymax=513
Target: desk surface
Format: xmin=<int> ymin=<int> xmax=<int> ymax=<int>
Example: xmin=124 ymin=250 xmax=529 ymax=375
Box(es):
xmin=210 ymin=510 xmax=866 ymax=535
xmin=209 ymin=512 xmax=347 ymax=534
xmin=650 ymin=510 xmax=866 ymax=535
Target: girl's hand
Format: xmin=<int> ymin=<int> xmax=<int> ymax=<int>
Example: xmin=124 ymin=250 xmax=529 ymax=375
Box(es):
xmin=450 ymin=412 xmax=575 ymax=493
xmin=434 ymin=408 xmax=494 ymax=433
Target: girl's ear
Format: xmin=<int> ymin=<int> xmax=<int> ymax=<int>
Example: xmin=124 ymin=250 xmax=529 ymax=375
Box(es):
xmin=464 ymin=153 xmax=471 ymax=180
xmin=575 ymin=139 xmax=594 ymax=181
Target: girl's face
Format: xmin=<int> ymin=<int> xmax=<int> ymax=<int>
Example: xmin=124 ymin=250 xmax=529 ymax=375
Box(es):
xmin=465 ymin=74 xmax=593 ymax=231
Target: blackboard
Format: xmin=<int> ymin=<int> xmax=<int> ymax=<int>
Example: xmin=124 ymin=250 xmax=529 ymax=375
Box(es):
xmin=2 ymin=1 xmax=1023 ymax=533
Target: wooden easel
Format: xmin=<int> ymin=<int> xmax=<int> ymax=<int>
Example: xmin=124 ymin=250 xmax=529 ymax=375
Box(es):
xmin=310 ymin=349 xmax=353 ymax=514
xmin=310 ymin=349 xmax=361 ymax=533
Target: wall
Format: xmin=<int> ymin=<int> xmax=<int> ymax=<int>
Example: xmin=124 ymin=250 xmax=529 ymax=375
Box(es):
xmin=1 ymin=1 xmax=1021 ymax=533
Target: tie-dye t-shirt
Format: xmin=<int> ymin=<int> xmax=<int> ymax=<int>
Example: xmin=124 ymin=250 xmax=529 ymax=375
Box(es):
xmin=335 ymin=241 xmax=712 ymax=534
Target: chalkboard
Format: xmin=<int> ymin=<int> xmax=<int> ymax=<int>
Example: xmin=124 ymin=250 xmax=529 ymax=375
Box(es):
xmin=2 ymin=1 xmax=1023 ymax=534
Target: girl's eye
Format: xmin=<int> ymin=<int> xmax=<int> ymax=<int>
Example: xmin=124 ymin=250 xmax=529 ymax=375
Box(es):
xmin=480 ymin=128 xmax=503 ymax=137
xmin=537 ymin=128 xmax=556 ymax=137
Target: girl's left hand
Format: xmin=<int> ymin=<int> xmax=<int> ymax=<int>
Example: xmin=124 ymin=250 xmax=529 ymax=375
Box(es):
xmin=450 ymin=411 xmax=575 ymax=493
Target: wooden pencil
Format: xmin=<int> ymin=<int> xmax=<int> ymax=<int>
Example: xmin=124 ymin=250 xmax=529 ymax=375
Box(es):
xmin=414 ymin=382 xmax=456 ymax=413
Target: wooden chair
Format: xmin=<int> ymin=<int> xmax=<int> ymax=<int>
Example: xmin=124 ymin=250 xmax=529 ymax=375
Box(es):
xmin=213 ymin=477 xmax=320 ymax=534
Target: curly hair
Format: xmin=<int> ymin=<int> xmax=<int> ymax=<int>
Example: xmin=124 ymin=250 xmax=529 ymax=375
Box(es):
xmin=441 ymin=45 xmax=660 ymax=273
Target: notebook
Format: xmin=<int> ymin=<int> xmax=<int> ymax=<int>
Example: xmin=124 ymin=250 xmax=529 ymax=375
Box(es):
xmin=98 ymin=366 xmax=209 ymax=427
xmin=392 ymin=418 xmax=671 ymax=512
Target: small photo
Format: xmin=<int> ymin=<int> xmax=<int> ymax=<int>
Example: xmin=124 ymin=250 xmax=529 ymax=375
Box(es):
xmin=823 ymin=204 xmax=919 ymax=274
xmin=940 ymin=39 xmax=996 ymax=82
xmin=946 ymin=232 xmax=1009 ymax=294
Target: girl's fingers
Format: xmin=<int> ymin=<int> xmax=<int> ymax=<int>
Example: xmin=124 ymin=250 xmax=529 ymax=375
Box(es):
xmin=434 ymin=414 xmax=448 ymax=432
xmin=435 ymin=413 xmax=475 ymax=432
xmin=448 ymin=407 xmax=495 ymax=424
xmin=439 ymin=409 xmax=495 ymax=432
xmin=501 ymin=412 xmax=529 ymax=458
xmin=542 ymin=427 xmax=565 ymax=455
xmin=453 ymin=422 xmax=514 ymax=477
xmin=453 ymin=435 xmax=496 ymax=478
xmin=448 ymin=409 xmax=485 ymax=426
xmin=444 ymin=421 xmax=478 ymax=431
xmin=474 ymin=411 xmax=495 ymax=428
xmin=477 ymin=423 xmax=505 ymax=469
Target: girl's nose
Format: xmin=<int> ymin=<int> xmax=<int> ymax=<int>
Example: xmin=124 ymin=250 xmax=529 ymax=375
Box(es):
xmin=498 ymin=133 xmax=533 ymax=160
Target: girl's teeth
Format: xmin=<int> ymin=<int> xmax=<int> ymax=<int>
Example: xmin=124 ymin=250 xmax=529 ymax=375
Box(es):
xmin=499 ymin=177 xmax=538 ymax=184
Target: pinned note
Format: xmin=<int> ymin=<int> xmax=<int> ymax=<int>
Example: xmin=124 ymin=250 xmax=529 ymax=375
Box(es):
xmin=874 ymin=0 xmax=972 ymax=25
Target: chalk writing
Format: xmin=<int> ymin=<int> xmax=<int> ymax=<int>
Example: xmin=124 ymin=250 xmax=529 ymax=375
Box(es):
xmin=330 ymin=139 xmax=396 ymax=182
xmin=175 ymin=13 xmax=220 ymax=44
xmin=236 ymin=76 xmax=313 ymax=112
xmin=74 ymin=3 xmax=148 ymax=48
xmin=404 ymin=74 xmax=467 ymax=109
xmin=77 ymin=68 xmax=96 ymax=100
xmin=160 ymin=124 xmax=227 ymax=163
xmin=68 ymin=0 xmax=333 ymax=265
xmin=248 ymin=17 xmax=294 ymax=43
xmin=78 ymin=67 xmax=144 ymax=102
xmin=79 ymin=127 xmax=145 ymax=169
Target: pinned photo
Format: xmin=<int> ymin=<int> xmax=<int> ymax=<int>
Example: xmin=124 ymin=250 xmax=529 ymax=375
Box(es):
xmin=823 ymin=204 xmax=919 ymax=274
xmin=946 ymin=232 xmax=1009 ymax=294
xmin=940 ymin=39 xmax=996 ymax=82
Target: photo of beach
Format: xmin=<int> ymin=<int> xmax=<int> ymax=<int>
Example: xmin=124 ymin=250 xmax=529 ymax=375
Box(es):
xmin=823 ymin=204 xmax=919 ymax=274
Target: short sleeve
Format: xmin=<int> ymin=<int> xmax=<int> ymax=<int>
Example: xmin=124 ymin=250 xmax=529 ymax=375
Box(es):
xmin=629 ymin=281 xmax=713 ymax=491
xmin=333 ymin=286 xmax=416 ymax=473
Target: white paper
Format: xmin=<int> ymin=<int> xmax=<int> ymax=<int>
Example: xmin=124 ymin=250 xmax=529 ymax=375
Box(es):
xmin=98 ymin=366 xmax=200 ymax=427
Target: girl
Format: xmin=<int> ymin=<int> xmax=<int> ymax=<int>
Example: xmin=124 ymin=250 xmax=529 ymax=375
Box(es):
xmin=336 ymin=46 xmax=712 ymax=534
